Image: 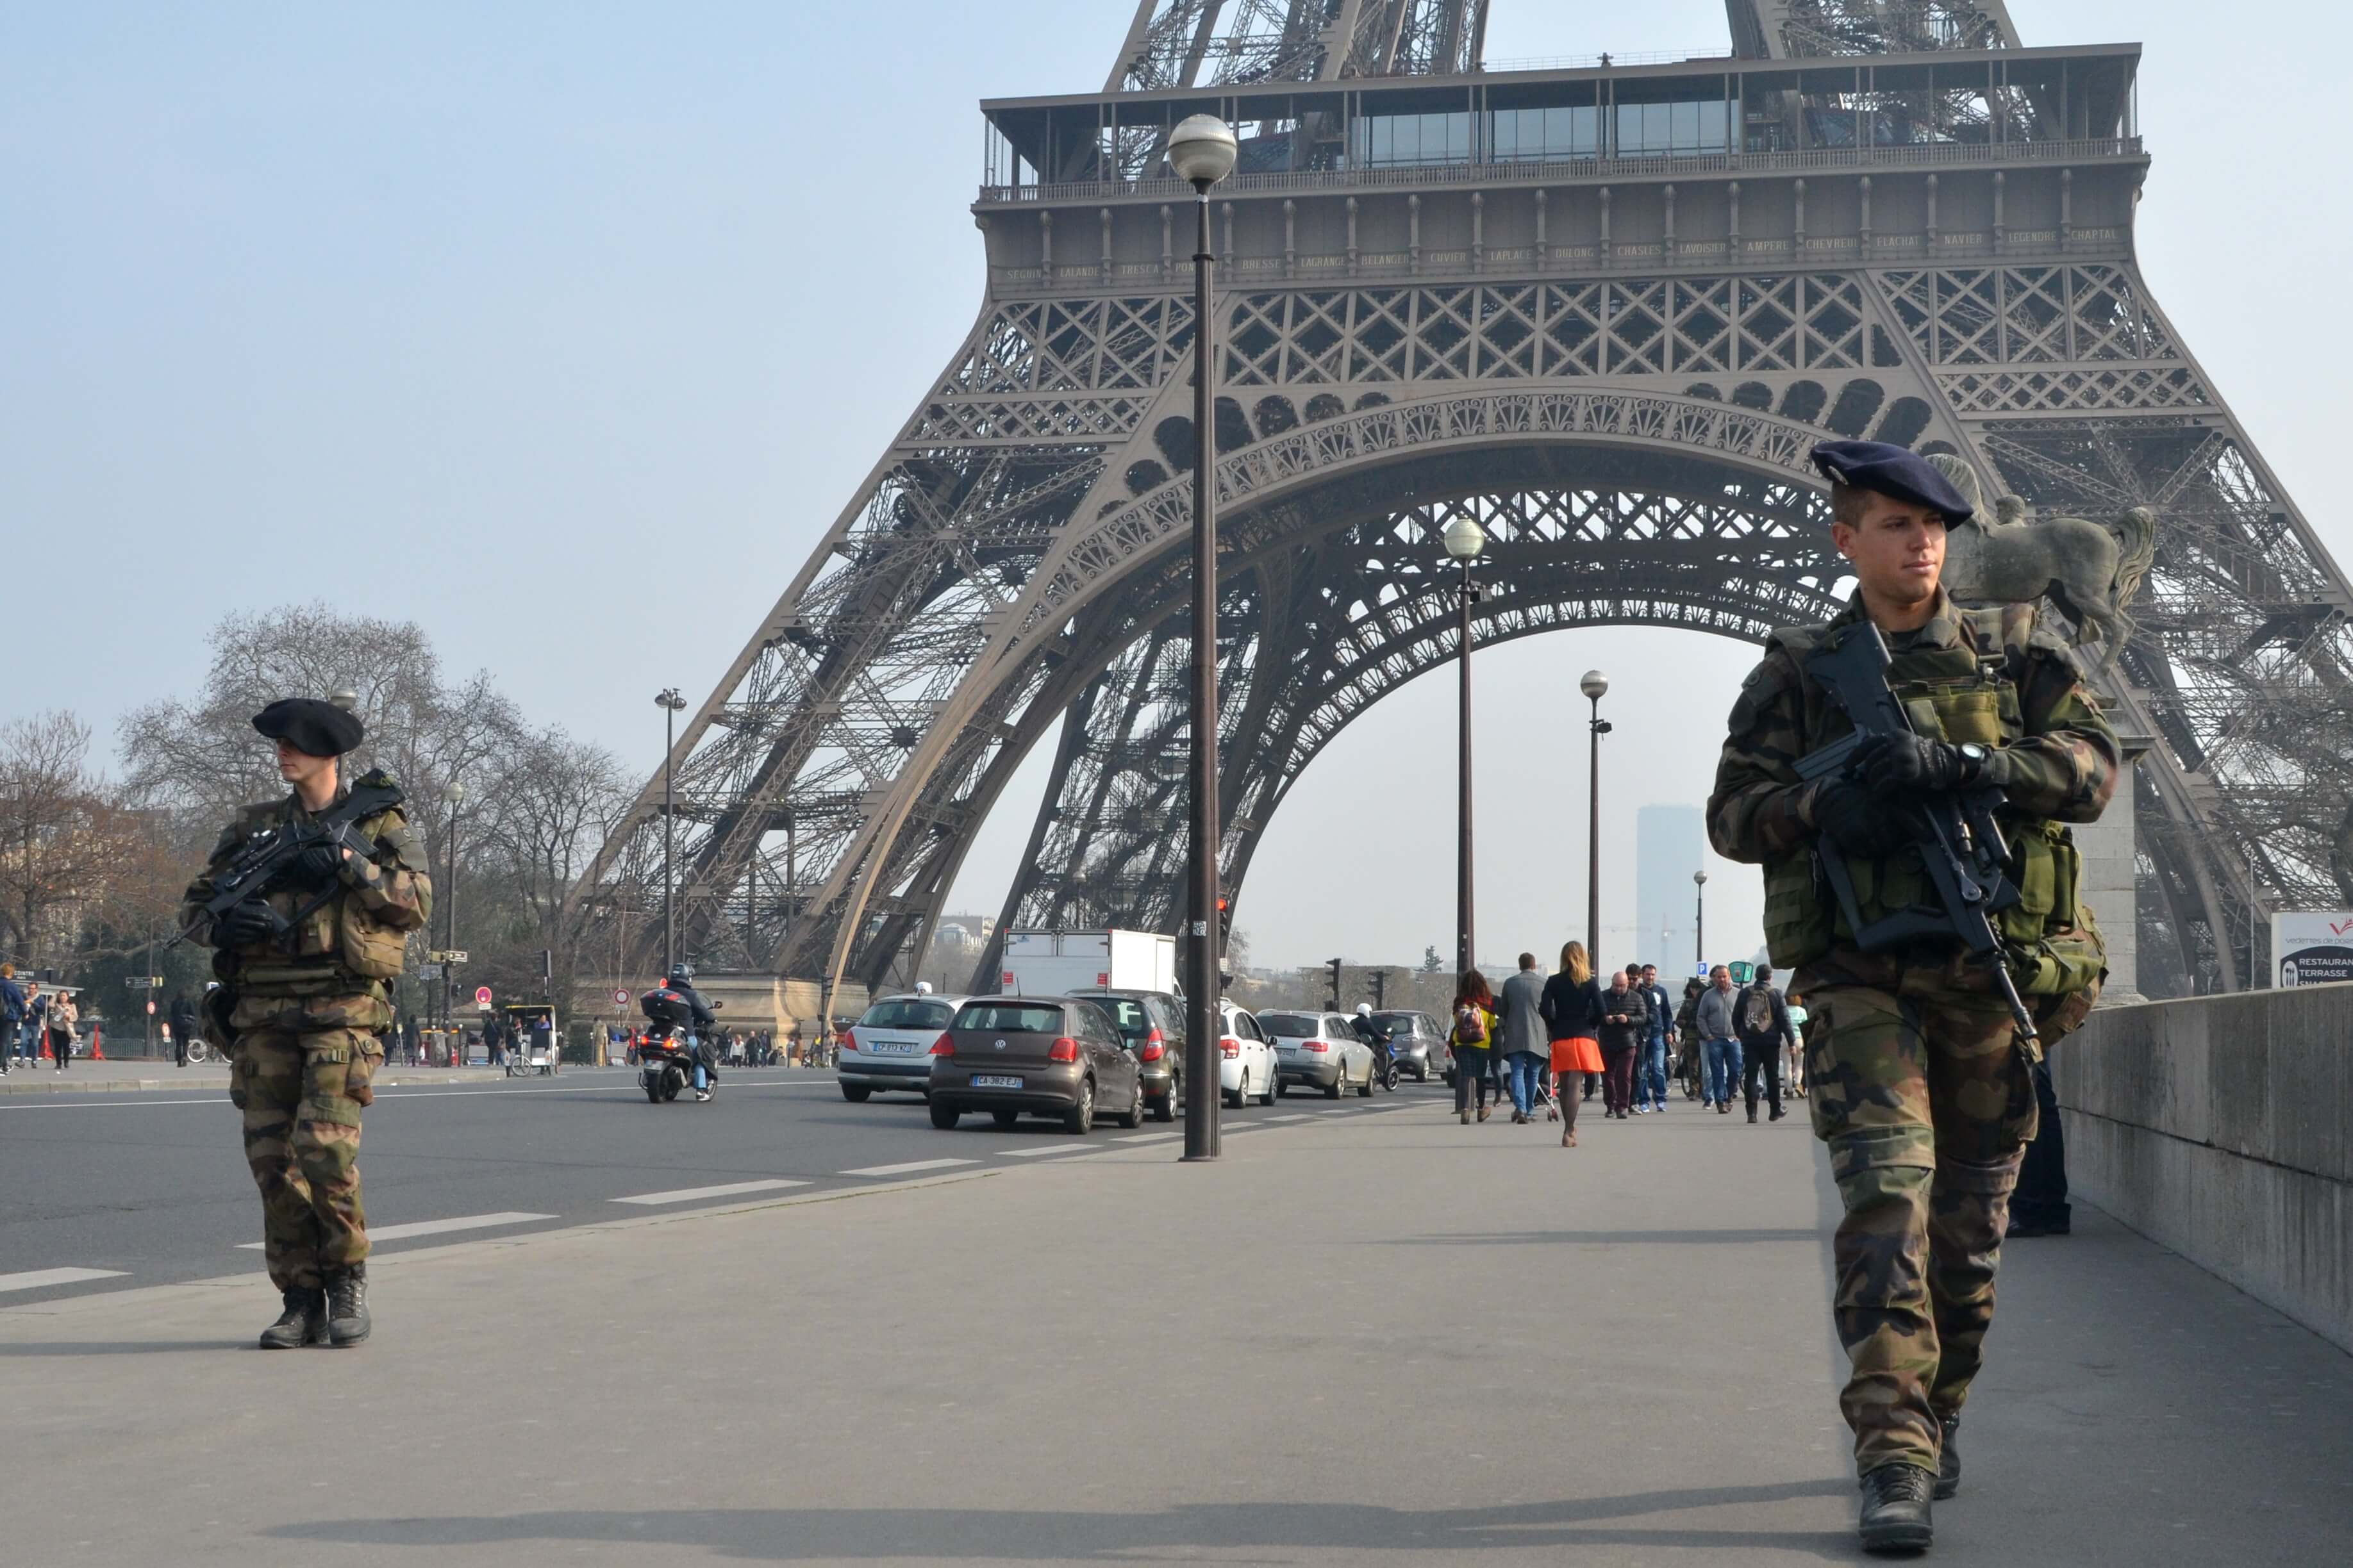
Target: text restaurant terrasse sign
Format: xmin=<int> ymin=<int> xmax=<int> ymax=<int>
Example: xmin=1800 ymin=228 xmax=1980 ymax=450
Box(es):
xmin=2270 ymin=912 xmax=2353 ymax=987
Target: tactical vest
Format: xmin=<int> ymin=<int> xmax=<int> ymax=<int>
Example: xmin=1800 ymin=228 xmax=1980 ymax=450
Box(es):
xmin=224 ymin=795 xmax=412 ymax=1001
xmin=1759 ymin=604 xmax=2104 ymax=998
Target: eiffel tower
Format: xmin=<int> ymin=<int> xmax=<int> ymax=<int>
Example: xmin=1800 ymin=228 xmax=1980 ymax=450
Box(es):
xmin=575 ymin=1 xmax=2353 ymax=1004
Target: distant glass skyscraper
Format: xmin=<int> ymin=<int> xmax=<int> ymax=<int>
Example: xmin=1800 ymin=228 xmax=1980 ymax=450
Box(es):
xmin=1636 ymin=805 xmax=1706 ymax=977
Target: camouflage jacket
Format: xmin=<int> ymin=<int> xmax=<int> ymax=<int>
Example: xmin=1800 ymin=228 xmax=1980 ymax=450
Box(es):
xmin=181 ymin=772 xmax=433 ymax=1015
xmin=1706 ymin=590 xmax=2119 ymax=980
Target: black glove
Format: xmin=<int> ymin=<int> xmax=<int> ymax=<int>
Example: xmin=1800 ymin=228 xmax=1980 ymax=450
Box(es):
xmin=216 ymin=900 xmax=288 ymax=947
xmin=292 ymin=843 xmax=346 ymax=889
xmin=1858 ymin=733 xmax=1981 ymax=796
xmin=1812 ymin=781 xmax=1915 ymax=859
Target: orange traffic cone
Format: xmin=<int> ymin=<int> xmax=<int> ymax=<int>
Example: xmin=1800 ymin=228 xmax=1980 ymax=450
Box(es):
xmin=38 ymin=1037 xmax=50 ymax=1061
xmin=91 ymin=1029 xmax=104 ymax=1060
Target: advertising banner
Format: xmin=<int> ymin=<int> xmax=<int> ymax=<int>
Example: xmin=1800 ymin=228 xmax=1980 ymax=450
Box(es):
xmin=2269 ymin=912 xmax=2353 ymax=987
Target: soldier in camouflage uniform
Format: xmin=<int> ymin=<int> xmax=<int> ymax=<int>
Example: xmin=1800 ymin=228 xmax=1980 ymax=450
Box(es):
xmin=181 ymin=697 xmax=431 ymax=1349
xmin=1708 ymin=441 xmax=2116 ymax=1553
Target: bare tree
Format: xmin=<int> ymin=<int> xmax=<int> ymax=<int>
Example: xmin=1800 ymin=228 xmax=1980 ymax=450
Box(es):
xmin=0 ymin=713 xmax=143 ymax=965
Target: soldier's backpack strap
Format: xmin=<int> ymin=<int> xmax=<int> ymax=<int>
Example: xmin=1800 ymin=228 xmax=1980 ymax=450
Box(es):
xmin=1965 ymin=602 xmax=2040 ymax=684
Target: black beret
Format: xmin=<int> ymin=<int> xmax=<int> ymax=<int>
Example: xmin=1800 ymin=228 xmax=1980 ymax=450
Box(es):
xmin=1810 ymin=440 xmax=1975 ymax=523
xmin=252 ymin=698 xmax=365 ymax=758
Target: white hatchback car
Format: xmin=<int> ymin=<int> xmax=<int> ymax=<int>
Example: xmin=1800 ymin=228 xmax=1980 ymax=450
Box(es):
xmin=1258 ymin=1009 xmax=1379 ymax=1099
xmin=1217 ymin=1000 xmax=1278 ymax=1109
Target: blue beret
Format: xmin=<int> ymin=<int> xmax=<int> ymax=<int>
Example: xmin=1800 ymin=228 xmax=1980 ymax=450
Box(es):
xmin=1810 ymin=440 xmax=1974 ymax=523
xmin=252 ymin=698 xmax=365 ymax=757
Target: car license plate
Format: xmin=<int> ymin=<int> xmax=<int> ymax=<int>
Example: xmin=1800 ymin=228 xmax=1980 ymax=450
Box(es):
xmin=869 ymin=1041 xmax=915 ymax=1055
xmin=971 ymin=1074 xmax=1023 ymax=1089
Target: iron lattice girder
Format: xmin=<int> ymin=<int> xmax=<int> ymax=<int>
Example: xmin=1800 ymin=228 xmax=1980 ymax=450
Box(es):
xmin=1107 ymin=1 xmax=1487 ymax=92
xmin=1006 ymin=481 xmax=1847 ymax=939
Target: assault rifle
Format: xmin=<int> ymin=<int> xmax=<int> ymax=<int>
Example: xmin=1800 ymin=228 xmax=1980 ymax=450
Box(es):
xmin=172 ymin=775 xmax=404 ymax=946
xmin=1797 ymin=623 xmax=2039 ymax=1042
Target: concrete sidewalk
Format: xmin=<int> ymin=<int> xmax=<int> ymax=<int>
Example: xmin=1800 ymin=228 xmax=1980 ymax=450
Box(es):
xmin=3 ymin=1098 xmax=2348 ymax=1565
xmin=0 ymin=1059 xmax=508 ymax=1094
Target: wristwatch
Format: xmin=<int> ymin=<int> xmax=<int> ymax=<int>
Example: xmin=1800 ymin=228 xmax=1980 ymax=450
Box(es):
xmin=1956 ymin=743 xmax=1989 ymax=764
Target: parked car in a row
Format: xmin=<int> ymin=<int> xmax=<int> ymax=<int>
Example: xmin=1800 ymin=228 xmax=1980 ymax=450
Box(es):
xmin=1368 ymin=1010 xmax=1447 ymax=1082
xmin=927 ymin=994 xmax=1146 ymax=1135
xmin=1256 ymin=1010 xmax=1379 ymax=1098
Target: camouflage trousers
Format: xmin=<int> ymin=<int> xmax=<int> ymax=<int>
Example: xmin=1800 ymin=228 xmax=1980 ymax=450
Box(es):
xmin=1804 ymin=979 xmax=2037 ymax=1474
xmin=229 ymin=1025 xmax=385 ymax=1292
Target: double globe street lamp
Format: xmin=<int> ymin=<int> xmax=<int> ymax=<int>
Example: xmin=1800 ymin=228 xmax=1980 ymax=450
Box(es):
xmin=1168 ymin=113 xmax=1238 ymax=1165
xmin=1443 ymin=514 xmax=1487 ymax=978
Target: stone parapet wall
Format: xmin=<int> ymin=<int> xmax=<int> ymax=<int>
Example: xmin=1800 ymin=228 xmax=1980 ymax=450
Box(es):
xmin=2053 ymin=986 xmax=2353 ymax=1349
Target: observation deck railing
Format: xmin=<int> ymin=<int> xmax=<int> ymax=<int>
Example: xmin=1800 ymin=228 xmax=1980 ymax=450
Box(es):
xmin=976 ymin=135 xmax=2144 ymax=207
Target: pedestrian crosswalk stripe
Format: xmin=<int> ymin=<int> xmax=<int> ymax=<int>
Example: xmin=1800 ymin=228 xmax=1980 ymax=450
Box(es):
xmin=840 ymin=1158 xmax=979 ymax=1178
xmin=236 ymin=1212 xmax=553 ymax=1249
xmin=0 ymin=1267 xmax=129 ymax=1294
xmin=998 ymin=1143 xmax=1095 ymax=1157
xmin=611 ymin=1180 xmax=808 ymax=1206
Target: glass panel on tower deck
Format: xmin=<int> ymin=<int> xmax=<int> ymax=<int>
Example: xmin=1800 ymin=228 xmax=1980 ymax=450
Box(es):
xmin=1351 ymin=110 xmax=1474 ymax=169
xmin=1611 ymin=99 xmax=1731 ymax=157
xmin=1488 ymin=104 xmax=1602 ymax=163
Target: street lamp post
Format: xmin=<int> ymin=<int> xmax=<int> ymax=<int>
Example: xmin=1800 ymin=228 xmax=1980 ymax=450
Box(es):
xmin=1443 ymin=515 xmax=1487 ymax=978
xmin=440 ymin=780 xmax=465 ymax=1037
xmin=656 ymin=689 xmax=688 ymax=979
xmin=1581 ymin=670 xmax=1611 ymax=964
xmin=1169 ymin=113 xmax=1237 ymax=1165
xmin=1693 ymin=869 xmax=1708 ymax=976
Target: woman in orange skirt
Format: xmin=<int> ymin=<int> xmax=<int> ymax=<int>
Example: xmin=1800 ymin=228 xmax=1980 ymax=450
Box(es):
xmin=1540 ymin=940 xmax=1604 ymax=1147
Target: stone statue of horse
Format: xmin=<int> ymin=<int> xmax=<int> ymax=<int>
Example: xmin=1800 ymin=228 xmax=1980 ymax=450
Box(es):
xmin=1926 ymin=453 xmax=2158 ymax=672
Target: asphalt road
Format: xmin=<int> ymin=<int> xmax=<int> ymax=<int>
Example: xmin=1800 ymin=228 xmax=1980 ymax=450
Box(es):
xmin=0 ymin=1064 xmax=1444 ymax=1305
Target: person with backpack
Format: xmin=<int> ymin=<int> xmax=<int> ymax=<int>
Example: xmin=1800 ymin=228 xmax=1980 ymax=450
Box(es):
xmin=1448 ymin=971 xmax=1498 ymax=1125
xmin=1736 ymin=963 xmax=1795 ymax=1123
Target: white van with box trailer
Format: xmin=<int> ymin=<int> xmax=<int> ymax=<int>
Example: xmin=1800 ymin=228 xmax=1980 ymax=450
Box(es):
xmin=999 ymin=929 xmax=1177 ymax=996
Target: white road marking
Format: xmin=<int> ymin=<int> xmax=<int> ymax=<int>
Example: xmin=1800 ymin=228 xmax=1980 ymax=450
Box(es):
xmin=1112 ymin=1132 xmax=1177 ymax=1143
xmin=997 ymin=1143 xmax=1096 ymax=1157
xmin=839 ymin=1158 xmax=979 ymax=1178
xmin=1265 ymin=1114 xmax=1314 ymax=1122
xmin=236 ymin=1212 xmax=553 ymax=1249
xmin=610 ymin=1180 xmax=809 ymax=1206
xmin=0 ymin=1267 xmax=129 ymax=1294
xmin=1318 ymin=1109 xmax=1353 ymax=1115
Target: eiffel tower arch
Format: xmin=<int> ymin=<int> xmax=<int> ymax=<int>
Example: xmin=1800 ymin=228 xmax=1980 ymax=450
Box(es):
xmin=575 ymin=1 xmax=2353 ymax=1003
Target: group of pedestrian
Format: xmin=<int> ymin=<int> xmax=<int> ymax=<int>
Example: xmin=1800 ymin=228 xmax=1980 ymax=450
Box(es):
xmin=0 ymin=964 xmax=79 ymax=1072
xmin=1445 ymin=950 xmax=1815 ymax=1141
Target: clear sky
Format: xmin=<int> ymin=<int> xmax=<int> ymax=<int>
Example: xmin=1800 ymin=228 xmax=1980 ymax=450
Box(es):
xmin=8 ymin=2 xmax=2348 ymax=975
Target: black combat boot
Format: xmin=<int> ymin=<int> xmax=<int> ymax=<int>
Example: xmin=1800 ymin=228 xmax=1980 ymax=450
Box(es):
xmin=258 ymin=1287 xmax=326 ymax=1349
xmin=324 ymin=1263 xmax=371 ymax=1348
xmin=1934 ymin=1414 xmax=1961 ymax=1499
xmin=1858 ymin=1462 xmax=1934 ymax=1553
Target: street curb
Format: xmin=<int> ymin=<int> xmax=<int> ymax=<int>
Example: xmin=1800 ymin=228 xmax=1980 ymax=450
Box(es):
xmin=0 ymin=1068 xmax=511 ymax=1097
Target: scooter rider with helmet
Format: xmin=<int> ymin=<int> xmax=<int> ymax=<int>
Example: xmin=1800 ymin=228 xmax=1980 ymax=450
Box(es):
xmin=661 ymin=964 xmax=720 ymax=1101
xmin=1352 ymin=1002 xmax=1394 ymax=1087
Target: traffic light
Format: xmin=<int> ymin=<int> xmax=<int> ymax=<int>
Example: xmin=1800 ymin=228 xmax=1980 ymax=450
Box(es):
xmin=1370 ymin=969 xmax=1386 ymax=1009
xmin=538 ymin=949 xmax=553 ymax=980
xmin=1326 ymin=957 xmax=1343 ymax=1006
